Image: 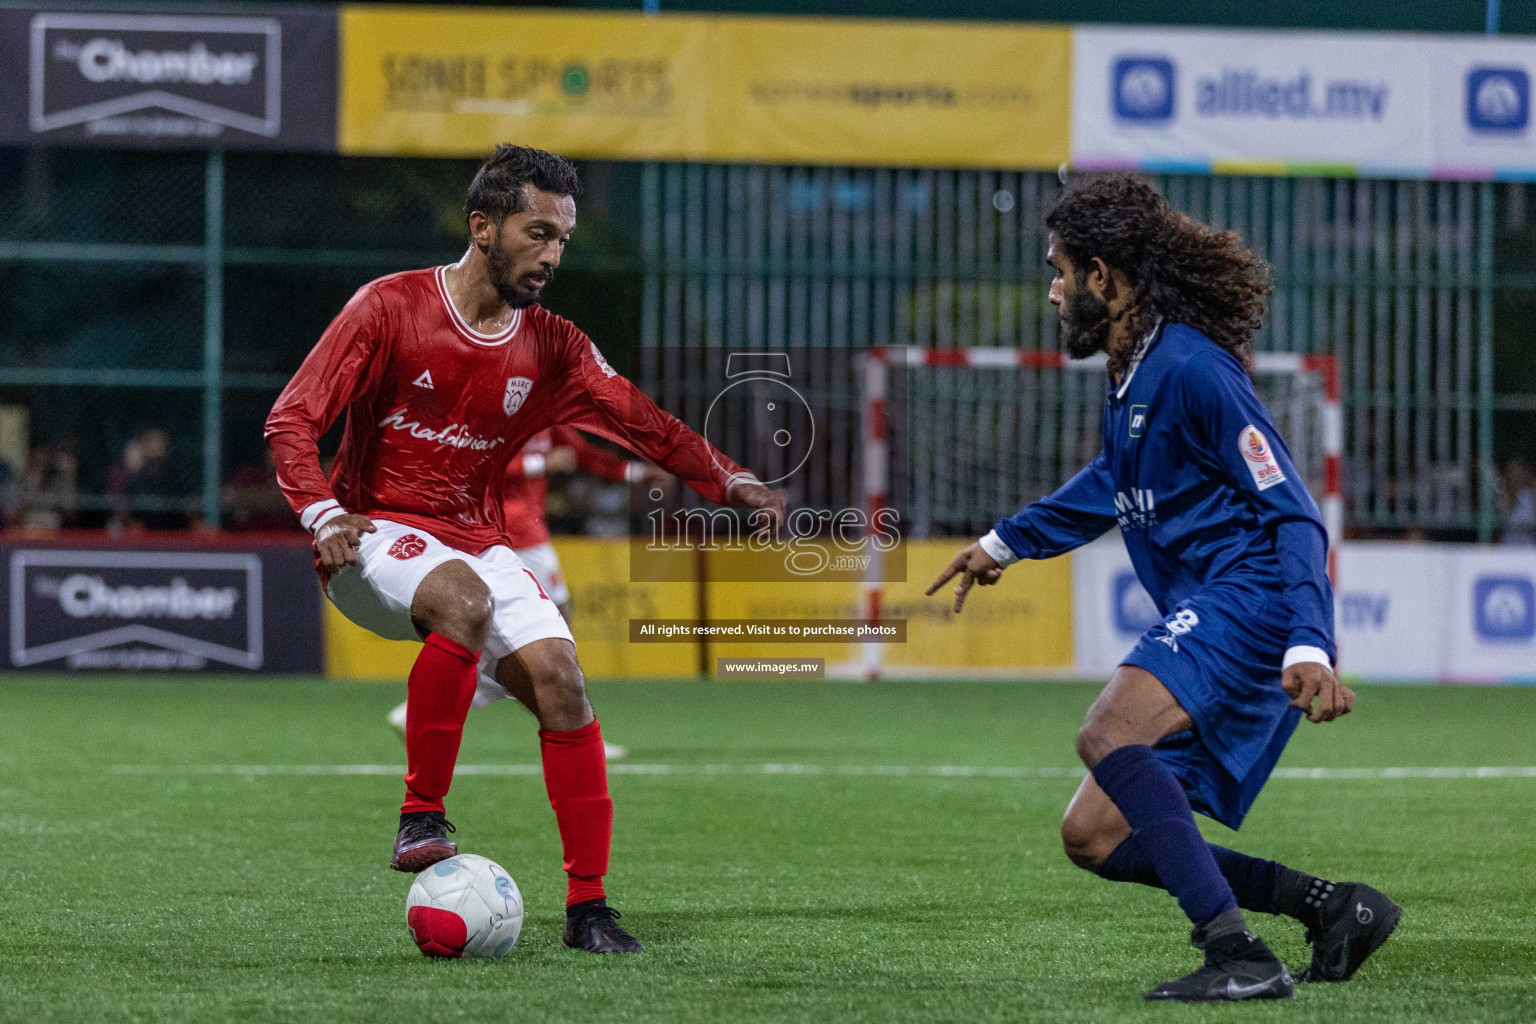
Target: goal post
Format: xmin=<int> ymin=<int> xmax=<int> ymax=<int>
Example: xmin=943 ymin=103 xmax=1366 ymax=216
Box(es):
xmin=855 ymin=347 xmax=1341 ymax=681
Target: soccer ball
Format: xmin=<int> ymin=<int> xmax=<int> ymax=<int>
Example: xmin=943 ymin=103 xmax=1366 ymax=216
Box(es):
xmin=405 ymin=854 xmax=524 ymax=959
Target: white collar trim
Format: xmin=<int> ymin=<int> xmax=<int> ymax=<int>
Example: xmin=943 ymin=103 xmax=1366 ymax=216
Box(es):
xmin=435 ymin=265 xmax=522 ymax=347
xmin=1115 ymin=319 xmax=1163 ymax=400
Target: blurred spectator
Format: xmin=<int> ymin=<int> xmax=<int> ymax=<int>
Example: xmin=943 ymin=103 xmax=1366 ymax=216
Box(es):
xmin=16 ymin=444 xmax=77 ymax=529
xmin=222 ymin=448 xmax=296 ymax=531
xmin=109 ymin=427 xmax=188 ymax=531
xmin=1498 ymin=457 xmax=1535 ymax=545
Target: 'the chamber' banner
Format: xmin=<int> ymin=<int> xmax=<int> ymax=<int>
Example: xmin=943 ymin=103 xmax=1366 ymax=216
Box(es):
xmin=2 ymin=540 xmax=322 ymax=673
xmin=0 ymin=5 xmax=337 ymax=149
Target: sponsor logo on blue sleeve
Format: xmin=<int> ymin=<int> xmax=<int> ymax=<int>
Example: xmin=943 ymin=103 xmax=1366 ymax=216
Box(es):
xmin=1467 ymin=67 xmax=1529 ymax=133
xmin=1473 ymin=575 xmax=1534 ymax=641
xmin=1113 ymin=57 xmax=1176 ymax=123
xmin=1113 ymin=572 xmax=1164 ymax=634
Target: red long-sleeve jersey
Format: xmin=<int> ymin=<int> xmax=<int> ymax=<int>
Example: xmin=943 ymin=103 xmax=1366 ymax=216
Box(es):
xmin=264 ymin=266 xmax=754 ymax=555
xmin=502 ymin=426 xmax=637 ymax=549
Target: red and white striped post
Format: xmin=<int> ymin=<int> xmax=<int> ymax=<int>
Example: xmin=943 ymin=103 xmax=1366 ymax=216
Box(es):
xmin=860 ymin=349 xmax=890 ymax=680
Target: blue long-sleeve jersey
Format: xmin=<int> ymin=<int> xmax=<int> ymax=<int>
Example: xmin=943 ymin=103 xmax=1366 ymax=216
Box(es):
xmin=983 ymin=323 xmax=1335 ymax=661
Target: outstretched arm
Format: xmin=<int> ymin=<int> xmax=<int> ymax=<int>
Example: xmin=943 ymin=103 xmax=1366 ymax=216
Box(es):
xmin=549 ymin=330 xmax=787 ymax=532
xmin=554 ymin=424 xmax=657 ymax=485
xmin=927 ymin=454 xmax=1118 ymax=613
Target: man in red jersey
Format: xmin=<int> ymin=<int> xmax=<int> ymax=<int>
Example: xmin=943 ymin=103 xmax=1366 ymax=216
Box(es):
xmin=386 ymin=424 xmax=669 ymax=759
xmin=265 ymin=146 xmax=785 ymax=954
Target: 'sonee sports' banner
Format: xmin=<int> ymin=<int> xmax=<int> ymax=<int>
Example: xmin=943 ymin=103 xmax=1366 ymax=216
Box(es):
xmin=1073 ymin=25 xmax=1536 ymax=179
xmin=338 ymin=6 xmax=1071 ymax=168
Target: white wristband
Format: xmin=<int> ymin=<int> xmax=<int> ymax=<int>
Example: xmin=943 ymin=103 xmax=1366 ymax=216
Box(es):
xmin=1282 ymin=645 xmax=1333 ymax=670
xmin=300 ymin=499 xmax=348 ymax=534
xmin=625 ymin=462 xmax=647 ymax=484
xmin=977 ymin=530 xmax=1019 ymax=567
xmin=523 ymin=453 xmax=546 ymax=477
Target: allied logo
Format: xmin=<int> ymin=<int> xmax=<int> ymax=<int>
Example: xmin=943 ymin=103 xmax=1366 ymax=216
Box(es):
xmin=1113 ymin=56 xmax=1176 ymax=123
xmin=1467 ymin=67 xmax=1529 ymax=133
xmin=1472 ymin=575 xmax=1535 ymax=642
xmin=503 ymin=376 xmax=533 ymax=416
xmin=413 ymin=370 xmax=434 ymax=390
xmin=388 ymin=534 xmax=427 ymax=560
xmin=1238 ymin=424 xmax=1287 ymax=491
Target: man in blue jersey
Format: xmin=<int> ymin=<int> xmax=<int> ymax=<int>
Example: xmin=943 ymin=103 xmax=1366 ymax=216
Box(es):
xmin=928 ymin=175 xmax=1400 ymax=1002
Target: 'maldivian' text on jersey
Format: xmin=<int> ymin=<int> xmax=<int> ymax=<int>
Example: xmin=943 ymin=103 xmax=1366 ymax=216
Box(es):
xmin=265 ymin=267 xmax=750 ymax=555
xmin=987 ymin=323 xmax=1334 ymax=659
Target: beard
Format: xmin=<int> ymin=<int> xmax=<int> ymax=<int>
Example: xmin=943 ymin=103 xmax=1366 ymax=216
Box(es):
xmin=485 ymin=235 xmax=551 ymax=309
xmin=1060 ymin=286 xmax=1112 ymax=360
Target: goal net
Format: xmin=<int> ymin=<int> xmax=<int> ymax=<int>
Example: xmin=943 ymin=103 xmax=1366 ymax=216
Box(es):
xmin=853 ymin=347 xmax=1340 ymax=679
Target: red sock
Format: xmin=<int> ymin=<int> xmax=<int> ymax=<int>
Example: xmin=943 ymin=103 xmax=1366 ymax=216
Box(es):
xmin=401 ymin=633 xmax=479 ymax=814
xmin=540 ymin=718 xmax=612 ymax=906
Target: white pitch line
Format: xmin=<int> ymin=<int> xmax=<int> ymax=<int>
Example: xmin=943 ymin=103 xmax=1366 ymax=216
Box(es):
xmin=106 ymin=763 xmax=1536 ymax=780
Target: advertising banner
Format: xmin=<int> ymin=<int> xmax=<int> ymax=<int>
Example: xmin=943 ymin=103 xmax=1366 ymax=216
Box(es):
xmin=0 ymin=6 xmax=337 ymax=150
xmin=1071 ymin=534 xmax=1159 ymax=680
xmin=1 ymin=539 xmax=322 ymax=673
xmin=1431 ymin=39 xmax=1536 ymax=178
xmin=1080 ymin=538 xmax=1536 ymax=684
xmin=338 ymin=6 xmax=711 ymax=160
xmin=1334 ymin=543 xmax=1451 ymax=682
xmin=706 ymin=17 xmax=1070 ymax=169
xmin=338 ymin=6 xmax=1071 ymax=169
xmin=1072 ymin=26 xmax=1430 ymax=176
xmin=1445 ymin=546 xmax=1536 ymax=683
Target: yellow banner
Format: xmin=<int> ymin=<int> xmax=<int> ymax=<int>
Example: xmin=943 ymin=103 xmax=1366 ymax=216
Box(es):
xmin=324 ymin=538 xmax=1072 ymax=681
xmin=339 ymin=6 xmax=1070 ymax=168
xmin=707 ymin=17 xmax=1070 ymax=169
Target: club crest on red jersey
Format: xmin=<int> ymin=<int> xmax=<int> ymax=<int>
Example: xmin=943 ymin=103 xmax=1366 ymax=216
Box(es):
xmin=388 ymin=534 xmax=428 ymax=560
xmin=503 ymin=376 xmax=533 ymax=416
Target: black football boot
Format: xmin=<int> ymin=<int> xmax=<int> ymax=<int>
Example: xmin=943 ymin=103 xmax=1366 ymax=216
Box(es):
xmin=1144 ymin=929 xmax=1294 ymax=1002
xmin=563 ymin=899 xmax=644 ymax=953
xmin=389 ymin=811 xmax=457 ymax=872
xmin=1299 ymin=882 xmax=1402 ymax=982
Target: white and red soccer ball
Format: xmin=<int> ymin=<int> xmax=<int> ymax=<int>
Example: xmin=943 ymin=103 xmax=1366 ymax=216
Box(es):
xmin=406 ymin=854 xmax=523 ymax=959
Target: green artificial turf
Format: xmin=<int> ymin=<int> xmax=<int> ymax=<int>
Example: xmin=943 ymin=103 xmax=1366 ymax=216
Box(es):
xmin=1 ymin=678 xmax=1533 ymax=1023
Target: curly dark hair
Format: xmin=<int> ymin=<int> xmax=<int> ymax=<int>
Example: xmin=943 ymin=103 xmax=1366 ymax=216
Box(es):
xmin=465 ymin=144 xmax=582 ymax=226
xmin=1044 ymin=173 xmax=1270 ymax=376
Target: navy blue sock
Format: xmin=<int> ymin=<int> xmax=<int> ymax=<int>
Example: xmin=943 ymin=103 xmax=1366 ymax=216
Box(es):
xmin=1098 ymin=835 xmax=1289 ymax=917
xmin=1091 ymin=744 xmax=1238 ymax=928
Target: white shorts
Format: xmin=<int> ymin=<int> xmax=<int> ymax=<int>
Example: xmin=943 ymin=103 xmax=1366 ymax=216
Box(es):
xmin=513 ymin=542 xmax=570 ymax=606
xmin=325 ymin=519 xmax=573 ymax=709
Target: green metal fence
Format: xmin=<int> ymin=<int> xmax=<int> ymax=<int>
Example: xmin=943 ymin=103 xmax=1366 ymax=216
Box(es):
xmin=2 ymin=147 xmax=1531 ymax=538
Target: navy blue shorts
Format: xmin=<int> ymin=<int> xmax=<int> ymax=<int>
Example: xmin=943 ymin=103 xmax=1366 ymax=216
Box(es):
xmin=1121 ymin=579 xmax=1302 ymax=830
